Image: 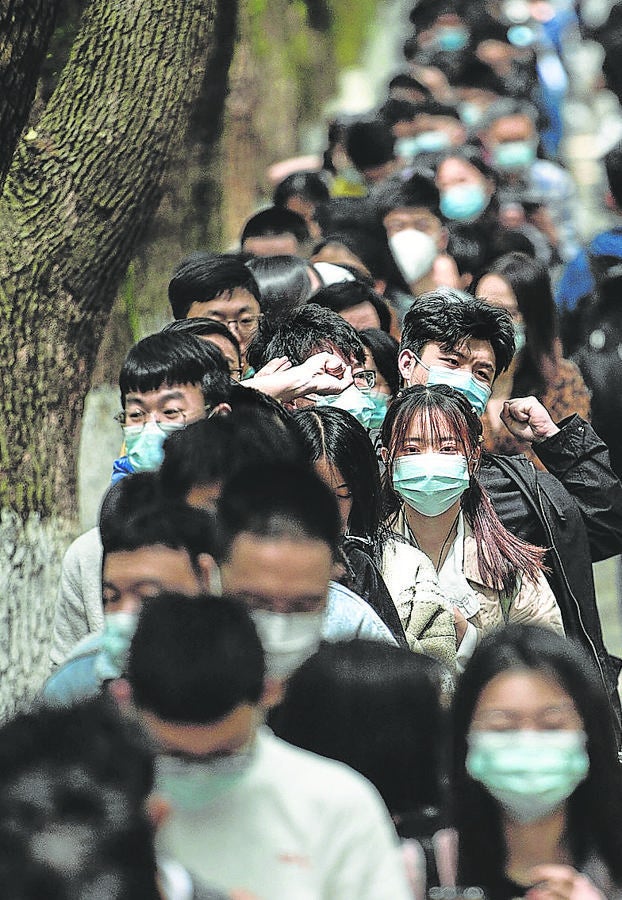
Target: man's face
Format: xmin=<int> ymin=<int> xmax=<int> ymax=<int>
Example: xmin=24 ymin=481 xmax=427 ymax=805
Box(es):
xmin=201 ymin=333 xmax=242 ymax=381
xmin=220 ymin=533 xmax=333 ymax=614
xmin=383 ymin=206 xmax=445 ymax=249
xmin=123 ymin=382 xmax=206 ymax=427
xmin=242 ymin=233 xmax=301 ymax=257
xmin=398 ymin=339 xmax=496 ymax=390
xmin=140 ymin=702 xmax=257 ymax=761
xmin=484 ymin=114 xmax=535 ymax=150
xmin=102 ymin=545 xmax=209 ymax=614
xmin=187 ymin=288 xmax=262 ymax=355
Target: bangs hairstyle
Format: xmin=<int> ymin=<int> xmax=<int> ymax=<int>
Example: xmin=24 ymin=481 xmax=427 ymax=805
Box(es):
xmin=381 ymin=385 xmax=546 ymax=595
xmin=119 ymin=332 xmax=226 ymax=401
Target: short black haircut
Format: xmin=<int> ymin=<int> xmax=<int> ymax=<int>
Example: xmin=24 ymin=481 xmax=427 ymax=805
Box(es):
xmin=0 ymin=698 xmax=159 ymax=899
xmin=401 ymin=289 xmax=515 ymax=376
xmin=273 ymin=171 xmax=330 ymax=207
xmin=415 ymin=98 xmax=462 ymax=122
xmin=99 ymin=472 xmax=216 ymax=572
xmin=118 ymin=331 xmax=228 ymax=403
xmin=312 ymin=281 xmax=392 ymax=333
xmin=447 ymin=55 xmax=506 ymax=95
xmin=446 ymin=224 xmax=490 ymax=276
xmin=379 ymin=98 xmax=419 ymax=128
xmin=256 ymin=303 xmax=366 ymax=369
xmin=359 ymin=327 xmax=401 ymax=396
xmin=128 ymin=593 xmax=265 ymax=724
xmin=240 ymin=206 xmax=310 ymax=245
xmin=313 ymin=196 xmax=378 ymax=235
xmin=162 ymin=317 xmax=241 ymax=360
xmin=388 ymin=72 xmax=432 ymax=99
xmin=605 ymin=140 xmax=622 ymax=209
xmin=216 ymin=461 xmax=342 ymax=563
xmin=245 ymin=254 xmax=314 ymax=325
xmin=160 ymin=409 xmax=305 ymax=502
xmin=313 ymin=226 xmax=394 ymax=281
xmin=346 ymin=120 xmax=395 ymax=170
xmin=168 ymin=251 xmax=261 ymax=320
xmin=375 ymin=173 xmax=441 ymax=222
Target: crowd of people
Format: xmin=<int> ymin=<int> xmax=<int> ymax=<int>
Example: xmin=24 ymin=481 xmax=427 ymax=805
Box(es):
xmin=7 ymin=0 xmax=622 ymax=897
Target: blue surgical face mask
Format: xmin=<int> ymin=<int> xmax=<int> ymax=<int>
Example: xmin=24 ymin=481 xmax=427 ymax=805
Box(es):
xmin=395 ymin=136 xmax=424 ymax=160
xmin=466 ymin=730 xmax=589 ymax=823
xmin=123 ymin=421 xmax=185 ymax=472
xmin=95 ymin=610 xmax=139 ymax=681
xmin=492 ymin=140 xmax=536 ymax=171
xmin=368 ymin=393 xmax=389 ymax=430
xmin=412 ymin=130 xmax=452 ymax=154
xmin=156 ymin=741 xmax=257 ymax=812
xmin=313 ymin=384 xmax=376 ymax=429
xmin=440 ymin=184 xmax=489 ymax=221
xmin=436 ymin=26 xmax=470 ymax=51
xmin=413 ymin=354 xmax=492 ymax=416
xmin=459 ymin=102 xmax=484 ymax=128
xmin=392 ymin=453 xmax=470 ymax=517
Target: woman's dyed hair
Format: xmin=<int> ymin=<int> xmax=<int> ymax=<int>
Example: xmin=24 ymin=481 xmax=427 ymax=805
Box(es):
xmin=381 ymin=384 xmax=546 ymax=595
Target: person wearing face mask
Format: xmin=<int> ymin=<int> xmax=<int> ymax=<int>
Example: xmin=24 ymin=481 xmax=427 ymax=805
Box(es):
xmin=111 ymin=331 xmax=232 ymax=483
xmin=215 ymin=461 xmax=397 ymax=691
xmin=381 ymin=385 xmax=562 ymax=669
xmin=435 ymin=151 xmax=498 ymax=231
xmin=398 ymin=290 xmax=622 ymax=732
xmin=127 ymin=593 xmax=413 ymax=900
xmin=452 ymin=624 xmax=622 ymax=900
xmin=473 ymin=252 xmax=590 ymax=467
xmin=43 ymin=473 xmax=220 ymax=704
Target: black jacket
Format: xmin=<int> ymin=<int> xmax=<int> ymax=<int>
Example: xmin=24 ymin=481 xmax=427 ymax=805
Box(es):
xmin=479 ymin=416 xmax=622 ymax=737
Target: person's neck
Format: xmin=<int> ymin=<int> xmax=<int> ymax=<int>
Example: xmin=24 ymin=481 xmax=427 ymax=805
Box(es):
xmin=504 ymin=807 xmax=570 ymax=888
xmin=404 ymin=502 xmax=460 ymax=570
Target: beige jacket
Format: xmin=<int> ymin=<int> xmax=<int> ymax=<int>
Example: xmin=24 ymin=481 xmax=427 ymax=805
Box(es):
xmin=384 ymin=507 xmax=564 ymax=646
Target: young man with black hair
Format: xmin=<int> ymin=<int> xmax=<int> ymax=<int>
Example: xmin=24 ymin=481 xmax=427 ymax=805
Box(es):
xmin=168 ymin=252 xmax=263 ymax=365
xmin=0 ymin=698 xmax=232 ymax=899
xmin=45 ymin=473 xmax=219 ymax=701
xmin=215 ymin=461 xmax=397 ymax=684
xmin=112 ymin=331 xmax=231 ymax=482
xmin=127 ymin=593 xmax=411 ymax=899
xmin=397 ymin=289 xmax=622 ymax=730
xmin=240 ymin=206 xmax=310 ymax=257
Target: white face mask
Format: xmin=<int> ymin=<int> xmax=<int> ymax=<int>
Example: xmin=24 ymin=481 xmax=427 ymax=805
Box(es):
xmin=250 ymin=609 xmax=324 ymax=679
xmin=389 ymin=229 xmax=438 ymax=284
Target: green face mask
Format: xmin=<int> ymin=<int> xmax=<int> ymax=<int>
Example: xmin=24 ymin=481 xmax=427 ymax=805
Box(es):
xmin=368 ymin=393 xmax=389 ymax=430
xmin=466 ymin=729 xmax=589 ymax=823
xmin=95 ymin=610 xmax=139 ymax=681
xmin=156 ymin=741 xmax=257 ymax=813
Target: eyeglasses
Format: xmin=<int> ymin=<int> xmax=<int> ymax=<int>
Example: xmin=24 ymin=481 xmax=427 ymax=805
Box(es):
xmin=114 ymin=409 xmax=187 ymax=429
xmin=229 ymin=366 xmax=244 ymax=381
xmin=206 ymin=314 xmax=263 ymax=337
xmin=353 ymin=370 xmax=376 ymax=390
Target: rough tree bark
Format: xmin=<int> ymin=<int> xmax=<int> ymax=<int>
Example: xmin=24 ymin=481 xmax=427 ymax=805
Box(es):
xmin=0 ymin=0 xmax=63 ymax=193
xmin=0 ymin=0 xmax=235 ymax=519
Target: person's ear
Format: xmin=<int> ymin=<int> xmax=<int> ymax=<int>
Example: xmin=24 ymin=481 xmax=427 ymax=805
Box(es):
xmin=380 ymin=445 xmax=389 ymax=465
xmin=209 ymin=402 xmax=232 ymax=417
xmin=147 ymin=795 xmax=171 ymax=831
xmin=107 ymin=677 xmax=132 ymax=709
xmin=460 ymin=271 xmax=473 ymax=290
xmin=398 ymin=348 xmax=416 ymax=384
xmin=198 ymin=554 xmax=221 ymax=595
xmin=438 ymin=225 xmax=449 ymax=252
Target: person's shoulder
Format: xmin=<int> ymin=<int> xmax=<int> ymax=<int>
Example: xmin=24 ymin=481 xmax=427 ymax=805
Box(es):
xmin=326 ymin=581 xmax=395 ymax=643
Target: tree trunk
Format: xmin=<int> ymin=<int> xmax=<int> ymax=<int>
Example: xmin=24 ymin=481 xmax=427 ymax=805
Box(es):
xmin=0 ymin=0 xmax=62 ymax=193
xmin=0 ymin=0 xmax=233 ymax=519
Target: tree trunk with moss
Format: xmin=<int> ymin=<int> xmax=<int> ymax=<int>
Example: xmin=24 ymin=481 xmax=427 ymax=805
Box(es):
xmin=0 ymin=0 xmax=235 ymax=520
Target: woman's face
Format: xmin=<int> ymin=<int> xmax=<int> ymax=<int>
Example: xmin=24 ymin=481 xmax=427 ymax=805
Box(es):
xmin=314 ymin=456 xmax=353 ymax=535
xmin=470 ymin=670 xmax=584 ymax=734
xmin=475 ymin=273 xmax=522 ymax=326
xmin=392 ymin=409 xmax=472 ymax=465
xmin=364 ymin=348 xmax=392 ymax=399
xmin=436 ymin=157 xmax=491 ymax=195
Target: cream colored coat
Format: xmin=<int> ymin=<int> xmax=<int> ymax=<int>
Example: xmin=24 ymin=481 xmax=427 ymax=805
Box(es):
xmin=382 ymin=507 xmax=564 ymax=649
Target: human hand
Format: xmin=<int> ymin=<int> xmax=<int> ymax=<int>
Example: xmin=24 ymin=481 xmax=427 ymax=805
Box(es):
xmin=500 ymin=397 xmax=560 ymax=444
xmin=300 ymin=352 xmax=352 ymax=395
xmin=253 ymin=356 xmax=292 ymax=377
xmin=525 ymin=865 xmax=606 ymax=900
